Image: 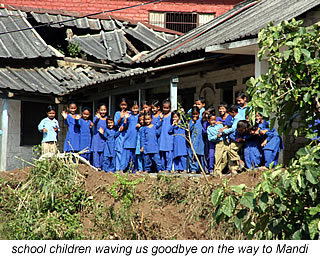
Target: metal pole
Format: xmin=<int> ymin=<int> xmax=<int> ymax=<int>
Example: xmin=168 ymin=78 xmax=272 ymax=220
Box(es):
xmin=0 ymin=98 xmax=9 ymax=171
xmin=170 ymin=75 xmax=179 ymax=111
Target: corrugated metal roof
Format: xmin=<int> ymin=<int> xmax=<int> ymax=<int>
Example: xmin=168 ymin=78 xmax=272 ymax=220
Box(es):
xmin=138 ymin=0 xmax=320 ymax=63
xmin=70 ymin=30 xmax=133 ymax=63
xmin=0 ymin=67 xmax=111 ymax=95
xmin=124 ymin=22 xmax=168 ymax=49
xmin=0 ymin=13 xmax=58 ymax=59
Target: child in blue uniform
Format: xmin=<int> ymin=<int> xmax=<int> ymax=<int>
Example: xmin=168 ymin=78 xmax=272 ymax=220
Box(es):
xmin=202 ymin=106 xmax=215 ymax=173
xmin=256 ymin=112 xmax=269 ymax=129
xmin=100 ymin=117 xmax=120 ymax=173
xmin=140 ymin=113 xmax=162 ymax=173
xmin=189 ymin=106 xmax=205 ymax=173
xmin=61 ymin=101 xmax=80 ymax=152
xmin=136 ymin=113 xmax=145 ymax=172
xmin=78 ymin=107 xmax=93 ymax=161
xmin=187 ymin=97 xmax=206 ymax=119
xmin=158 ymin=99 xmax=173 ymax=172
xmin=207 ymin=114 xmax=226 ymax=176
xmin=216 ymin=103 xmax=233 ymax=127
xmin=168 ymin=110 xmax=188 ymax=173
xmin=236 ymin=91 xmax=249 ymax=119
xmin=121 ymin=101 xmax=140 ymax=172
xmin=245 ymin=125 xmax=263 ymax=169
xmin=141 ymin=100 xmax=151 ymax=114
xmin=38 ymin=105 xmax=60 ymax=154
xmin=151 ymin=100 xmax=161 ymax=127
xmin=91 ymin=103 xmax=108 ymax=169
xmin=114 ymin=98 xmax=128 ymax=171
xmin=260 ymin=127 xmax=284 ymax=169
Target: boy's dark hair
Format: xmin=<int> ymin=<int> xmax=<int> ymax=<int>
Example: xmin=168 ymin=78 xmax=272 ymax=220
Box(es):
xmin=82 ymin=107 xmax=91 ymax=113
xmin=228 ymin=104 xmax=238 ymax=113
xmin=218 ymin=102 xmax=228 ymax=109
xmin=248 ymin=124 xmax=259 ymax=132
xmin=207 ymin=106 xmax=215 ymax=115
xmin=138 ymin=113 xmax=145 ymax=119
xmin=162 ymin=99 xmax=171 ymax=107
xmin=236 ymin=91 xmax=247 ymax=99
xmin=195 ymin=96 xmax=206 ymax=104
xmin=191 ymin=106 xmax=200 ymax=114
xmin=67 ymin=100 xmax=77 ymax=107
xmin=144 ymin=112 xmax=153 ymax=118
xmin=208 ymin=113 xmax=216 ymax=120
xmin=47 ymin=105 xmax=56 ymax=112
xmin=151 ymin=100 xmax=160 ymax=107
xmin=107 ymin=116 xmax=114 ymax=122
xmin=237 ymin=120 xmax=249 ymax=129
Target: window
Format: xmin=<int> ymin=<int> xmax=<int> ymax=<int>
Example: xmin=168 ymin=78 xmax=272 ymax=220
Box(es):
xmin=149 ymin=12 xmax=215 ymax=33
xmin=216 ymin=80 xmax=237 ymax=106
xmin=21 ymin=101 xmax=52 ymax=146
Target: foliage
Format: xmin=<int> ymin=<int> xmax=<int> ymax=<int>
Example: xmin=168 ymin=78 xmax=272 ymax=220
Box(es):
xmin=1 ymin=155 xmax=92 ymax=239
xmin=67 ymin=42 xmax=86 ymax=59
xmin=211 ymin=144 xmax=320 ymax=239
xmin=247 ymin=19 xmax=320 ymax=137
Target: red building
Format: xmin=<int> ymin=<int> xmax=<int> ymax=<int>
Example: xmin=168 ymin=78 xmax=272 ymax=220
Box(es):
xmin=0 ymin=0 xmax=243 ymax=32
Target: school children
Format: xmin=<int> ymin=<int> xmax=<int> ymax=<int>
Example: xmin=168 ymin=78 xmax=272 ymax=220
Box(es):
xmin=168 ymin=110 xmax=188 ymax=173
xmin=216 ymin=103 xmax=233 ymax=126
xmin=140 ymin=113 xmax=162 ymax=173
xmin=207 ymin=114 xmax=226 ymax=177
xmin=136 ymin=113 xmax=145 ymax=172
xmin=100 ymin=117 xmax=119 ymax=173
xmin=158 ymin=99 xmax=173 ymax=172
xmin=61 ymin=101 xmax=80 ymax=152
xmin=141 ymin=100 xmax=151 ymax=114
xmin=38 ymin=105 xmax=60 ymax=154
xmin=189 ymin=106 xmax=205 ymax=173
xmin=78 ymin=107 xmax=93 ymax=161
xmin=121 ymin=101 xmax=140 ymax=172
xmin=91 ymin=103 xmax=108 ymax=169
xmin=114 ymin=98 xmax=128 ymax=171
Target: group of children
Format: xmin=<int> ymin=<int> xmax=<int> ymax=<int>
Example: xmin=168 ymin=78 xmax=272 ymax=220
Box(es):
xmin=38 ymin=91 xmax=284 ymax=175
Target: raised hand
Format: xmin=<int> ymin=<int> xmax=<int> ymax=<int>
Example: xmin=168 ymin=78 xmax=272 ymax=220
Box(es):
xmin=75 ymin=114 xmax=81 ymax=120
xmin=98 ymin=127 xmax=104 ymax=135
xmin=61 ymin=110 xmax=68 ymax=120
xmin=95 ymin=112 xmax=101 ymax=119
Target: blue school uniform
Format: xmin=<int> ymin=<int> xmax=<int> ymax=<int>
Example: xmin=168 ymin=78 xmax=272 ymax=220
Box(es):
xmin=152 ymin=114 xmax=161 ymax=128
xmin=121 ymin=114 xmax=139 ymax=171
xmin=244 ymin=134 xmax=262 ymax=169
xmin=189 ymin=119 xmax=205 ymax=172
xmin=64 ymin=114 xmax=80 ymax=152
xmin=91 ymin=116 xmax=107 ymax=168
xmin=114 ymin=111 xmax=127 ymax=170
xmin=38 ymin=117 xmax=60 ymax=143
xmin=207 ymin=124 xmax=225 ymax=171
xmin=168 ymin=124 xmax=188 ymax=171
xmin=222 ymin=113 xmax=245 ymax=139
xmin=78 ymin=118 xmax=92 ymax=161
xmin=261 ymin=128 xmax=284 ymax=168
xmin=135 ymin=126 xmax=144 ymax=171
xmin=202 ymin=120 xmax=211 ymax=172
xmin=258 ymin=120 xmax=269 ymax=129
xmin=216 ymin=114 xmax=233 ymax=127
xmin=141 ymin=124 xmax=162 ymax=172
xmin=159 ymin=113 xmax=173 ymax=171
xmin=101 ymin=128 xmax=120 ymax=172
xmin=238 ymin=105 xmax=248 ymax=119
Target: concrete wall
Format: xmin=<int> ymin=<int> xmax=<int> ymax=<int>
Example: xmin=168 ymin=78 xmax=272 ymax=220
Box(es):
xmin=0 ymin=99 xmax=34 ymax=171
xmin=1 ymin=0 xmax=242 ymax=22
